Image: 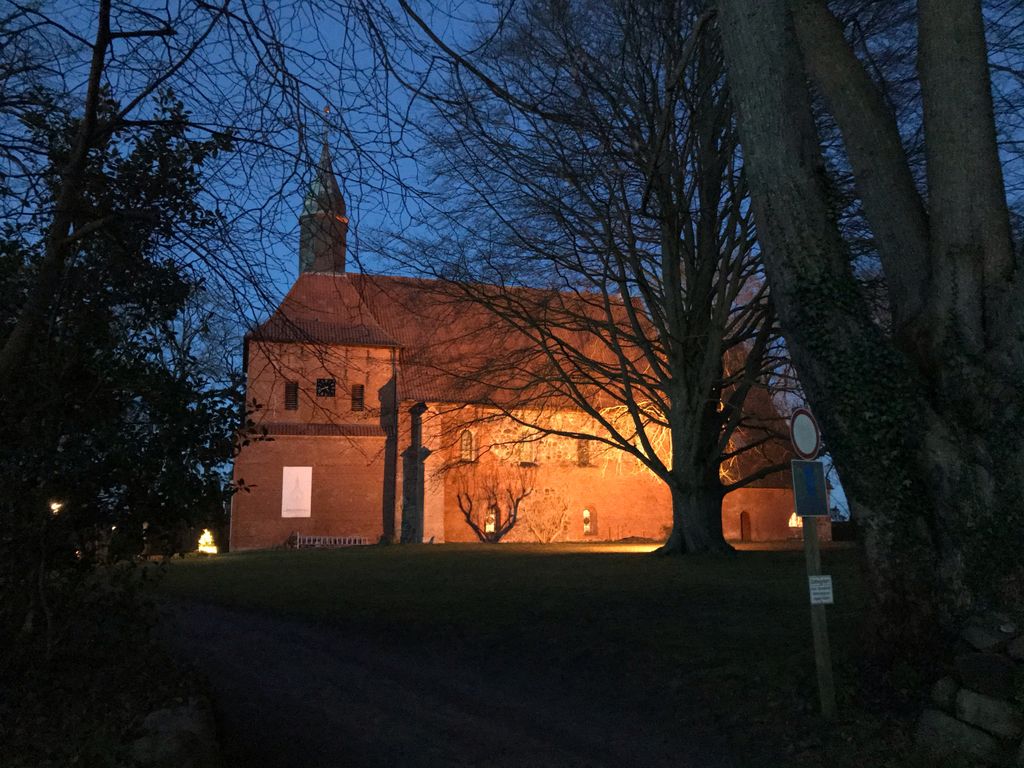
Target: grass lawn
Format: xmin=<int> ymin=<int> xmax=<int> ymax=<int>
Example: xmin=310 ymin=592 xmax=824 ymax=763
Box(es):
xmin=158 ymin=543 xmax=915 ymax=766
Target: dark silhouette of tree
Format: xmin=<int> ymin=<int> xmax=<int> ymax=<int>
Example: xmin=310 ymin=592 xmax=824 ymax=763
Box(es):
xmin=714 ymin=0 xmax=1024 ymax=651
xmin=389 ymin=0 xmax=791 ymax=554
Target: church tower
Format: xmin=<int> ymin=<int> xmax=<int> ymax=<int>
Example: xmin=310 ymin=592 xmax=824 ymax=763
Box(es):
xmin=299 ymin=142 xmax=349 ymax=273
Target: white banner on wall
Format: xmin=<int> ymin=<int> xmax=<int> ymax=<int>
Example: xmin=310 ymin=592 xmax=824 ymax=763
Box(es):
xmin=281 ymin=466 xmax=312 ymax=517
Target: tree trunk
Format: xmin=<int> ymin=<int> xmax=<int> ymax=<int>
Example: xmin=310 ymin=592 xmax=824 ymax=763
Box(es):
xmin=918 ymin=0 xmax=1018 ymax=366
xmin=0 ymin=0 xmax=112 ymax=394
xmin=715 ymin=0 xmax=1024 ymax=649
xmin=657 ymin=467 xmax=732 ymax=556
xmin=715 ymin=0 xmax=944 ymax=643
xmin=789 ymin=0 xmax=930 ymax=345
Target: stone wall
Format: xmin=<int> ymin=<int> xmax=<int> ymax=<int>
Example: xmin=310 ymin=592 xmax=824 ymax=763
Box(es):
xmin=917 ymin=614 xmax=1024 ymax=766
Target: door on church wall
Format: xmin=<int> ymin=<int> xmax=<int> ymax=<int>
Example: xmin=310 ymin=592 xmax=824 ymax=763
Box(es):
xmin=739 ymin=510 xmax=752 ymax=542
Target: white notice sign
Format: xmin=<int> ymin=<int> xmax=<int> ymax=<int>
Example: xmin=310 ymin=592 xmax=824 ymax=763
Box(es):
xmin=281 ymin=466 xmax=312 ymax=517
xmin=808 ymin=575 xmax=834 ymax=605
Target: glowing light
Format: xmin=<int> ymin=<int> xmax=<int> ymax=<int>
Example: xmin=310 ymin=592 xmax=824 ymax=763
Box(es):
xmin=49 ymin=501 xmax=63 ymax=516
xmin=577 ymin=543 xmax=659 ymax=554
xmin=197 ymin=529 xmax=218 ymax=554
xmin=788 ymin=512 xmax=804 ymax=529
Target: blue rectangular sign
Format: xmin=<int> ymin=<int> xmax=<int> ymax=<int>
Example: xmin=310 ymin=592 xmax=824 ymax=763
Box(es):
xmin=792 ymin=460 xmax=830 ymax=518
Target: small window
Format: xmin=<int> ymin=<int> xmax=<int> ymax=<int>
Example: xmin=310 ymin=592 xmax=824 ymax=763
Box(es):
xmin=576 ymin=439 xmax=590 ymax=467
xmin=351 ymin=383 xmax=365 ymax=411
xmin=484 ymin=511 xmax=496 ymax=534
xmin=316 ymin=378 xmax=336 ymax=397
xmin=460 ymin=430 xmax=476 ymax=462
xmin=284 ymin=381 xmax=298 ymax=410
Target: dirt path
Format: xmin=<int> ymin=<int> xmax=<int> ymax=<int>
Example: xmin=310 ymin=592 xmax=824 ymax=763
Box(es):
xmin=159 ymin=601 xmax=745 ymax=768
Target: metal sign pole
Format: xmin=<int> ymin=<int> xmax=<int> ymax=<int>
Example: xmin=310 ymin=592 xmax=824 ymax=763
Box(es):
xmin=803 ymin=516 xmax=837 ymax=720
xmin=790 ymin=409 xmax=838 ymax=721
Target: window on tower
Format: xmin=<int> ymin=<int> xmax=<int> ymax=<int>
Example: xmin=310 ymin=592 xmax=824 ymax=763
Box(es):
xmin=284 ymin=381 xmax=299 ymax=410
xmin=351 ymin=383 xmax=365 ymax=411
xmin=316 ymin=378 xmax=336 ymax=397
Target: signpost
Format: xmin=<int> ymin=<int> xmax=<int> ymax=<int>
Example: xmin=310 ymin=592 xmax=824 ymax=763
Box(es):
xmin=789 ymin=409 xmax=838 ymax=721
xmin=808 ymin=575 xmax=834 ymax=605
xmin=790 ymin=407 xmax=822 ymax=460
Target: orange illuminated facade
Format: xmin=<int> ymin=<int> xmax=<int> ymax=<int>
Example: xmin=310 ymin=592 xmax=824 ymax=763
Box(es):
xmin=229 ymin=147 xmax=808 ymax=550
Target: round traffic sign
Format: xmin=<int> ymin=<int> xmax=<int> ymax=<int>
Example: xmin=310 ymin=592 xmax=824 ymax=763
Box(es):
xmin=790 ymin=407 xmax=821 ymax=459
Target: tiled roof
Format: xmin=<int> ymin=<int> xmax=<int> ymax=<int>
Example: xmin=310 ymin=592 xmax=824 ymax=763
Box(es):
xmin=344 ymin=273 xmax=622 ymax=406
xmin=248 ymin=273 xmax=398 ymax=347
xmin=252 ymin=317 xmax=397 ymax=346
xmin=262 ymin=422 xmax=385 ymax=437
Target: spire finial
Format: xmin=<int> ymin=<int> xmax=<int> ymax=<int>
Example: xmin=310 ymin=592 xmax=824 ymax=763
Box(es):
xmin=317 ymin=104 xmax=334 ymax=175
xmin=299 ymin=106 xmax=348 ymax=274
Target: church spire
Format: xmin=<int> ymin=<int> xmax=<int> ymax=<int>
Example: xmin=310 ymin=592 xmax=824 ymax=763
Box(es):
xmin=299 ymin=121 xmax=349 ymax=274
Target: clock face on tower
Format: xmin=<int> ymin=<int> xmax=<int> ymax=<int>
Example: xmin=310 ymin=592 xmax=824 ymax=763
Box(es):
xmin=316 ymin=378 xmax=336 ymax=397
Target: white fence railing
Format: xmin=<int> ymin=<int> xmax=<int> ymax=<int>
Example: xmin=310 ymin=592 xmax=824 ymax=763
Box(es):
xmin=291 ymin=533 xmax=370 ymax=549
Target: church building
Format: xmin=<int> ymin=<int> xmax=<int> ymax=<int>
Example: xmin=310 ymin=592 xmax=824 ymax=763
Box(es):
xmin=229 ymin=146 xmax=804 ymax=551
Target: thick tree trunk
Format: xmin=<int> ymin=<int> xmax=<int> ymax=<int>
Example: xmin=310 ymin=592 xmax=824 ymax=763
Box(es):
xmin=715 ymin=0 xmax=943 ymax=642
xmin=657 ymin=466 xmax=732 ymax=556
xmin=716 ymin=0 xmax=1024 ymax=649
xmin=789 ymin=0 xmax=930 ymax=345
xmin=918 ymin=0 xmax=1019 ymax=366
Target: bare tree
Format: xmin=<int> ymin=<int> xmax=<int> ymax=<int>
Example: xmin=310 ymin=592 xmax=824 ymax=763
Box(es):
xmin=0 ymin=0 xmax=425 ymax=687
xmin=389 ymin=0 xmax=790 ymax=553
xmin=714 ymin=0 xmax=1024 ymax=649
xmin=0 ymin=0 xmax=425 ymax=395
xmin=521 ymin=498 xmax=572 ymax=544
xmin=451 ymin=461 xmax=535 ymax=543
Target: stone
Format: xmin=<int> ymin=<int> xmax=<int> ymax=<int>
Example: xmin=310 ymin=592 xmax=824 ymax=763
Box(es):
xmin=932 ymin=676 xmax=960 ymax=712
xmin=1000 ymin=623 xmax=1018 ymax=636
xmin=130 ymin=730 xmax=197 ymax=768
xmin=986 ymin=611 xmax=1013 ymax=627
xmin=130 ymin=701 xmax=219 ymax=768
xmin=1008 ymin=635 xmax=1024 ymax=662
xmin=956 ymin=653 xmax=1017 ymax=700
xmin=916 ymin=708 xmax=1008 ymax=766
xmin=956 ymin=688 xmax=1024 ymax=740
xmin=964 ymin=625 xmax=1006 ymax=652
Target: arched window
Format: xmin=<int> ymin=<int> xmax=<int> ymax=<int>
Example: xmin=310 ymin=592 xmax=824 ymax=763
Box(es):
xmin=460 ymin=430 xmax=476 ymax=462
xmin=518 ymin=434 xmax=538 ymax=465
xmin=576 ymin=439 xmax=590 ymax=467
